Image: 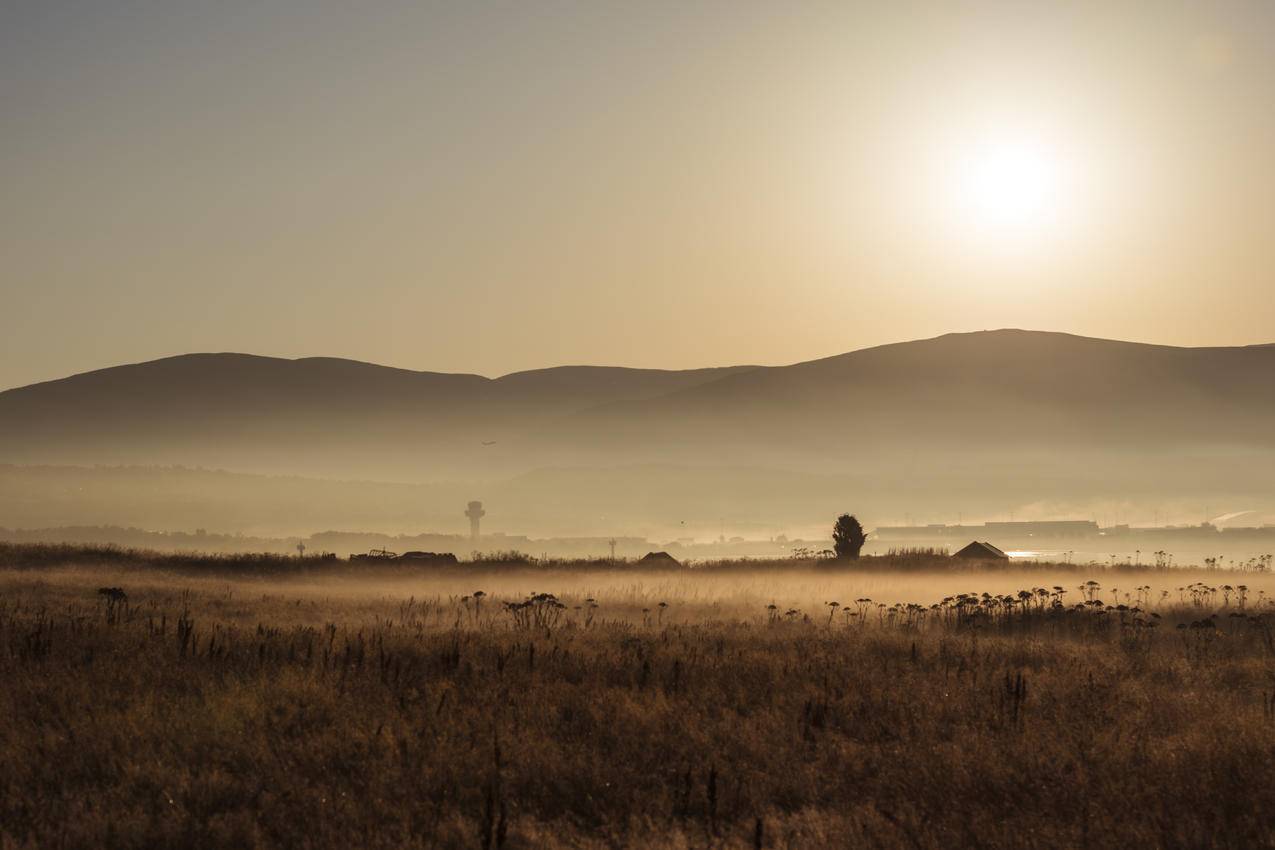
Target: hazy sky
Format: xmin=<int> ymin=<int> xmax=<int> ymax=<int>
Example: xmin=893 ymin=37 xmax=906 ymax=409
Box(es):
xmin=4 ymin=0 xmax=1275 ymax=390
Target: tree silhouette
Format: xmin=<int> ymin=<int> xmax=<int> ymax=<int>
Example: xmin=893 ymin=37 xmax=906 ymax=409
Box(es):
xmin=832 ymin=514 xmax=867 ymax=559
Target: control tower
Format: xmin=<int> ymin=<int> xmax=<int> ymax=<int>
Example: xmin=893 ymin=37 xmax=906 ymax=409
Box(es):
xmin=465 ymin=500 xmax=485 ymax=541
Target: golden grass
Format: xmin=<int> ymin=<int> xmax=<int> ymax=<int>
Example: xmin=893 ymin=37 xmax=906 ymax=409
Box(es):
xmin=4 ymin=555 xmax=1275 ymax=848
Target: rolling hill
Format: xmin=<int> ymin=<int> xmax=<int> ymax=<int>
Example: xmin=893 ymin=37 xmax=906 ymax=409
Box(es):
xmin=1 ymin=330 xmax=1272 ymax=506
xmin=0 ymin=353 xmax=755 ymax=478
xmin=560 ymin=329 xmax=1275 ymax=459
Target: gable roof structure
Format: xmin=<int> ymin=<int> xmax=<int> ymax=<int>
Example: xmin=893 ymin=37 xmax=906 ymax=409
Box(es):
xmin=639 ymin=551 xmax=682 ymax=567
xmin=953 ymin=540 xmax=1009 ymax=560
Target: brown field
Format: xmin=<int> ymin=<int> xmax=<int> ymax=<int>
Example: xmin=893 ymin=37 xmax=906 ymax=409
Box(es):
xmin=4 ymin=546 xmax=1275 ymax=849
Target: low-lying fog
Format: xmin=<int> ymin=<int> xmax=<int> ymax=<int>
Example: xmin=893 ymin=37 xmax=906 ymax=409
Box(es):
xmin=12 ymin=565 xmax=1275 ymax=629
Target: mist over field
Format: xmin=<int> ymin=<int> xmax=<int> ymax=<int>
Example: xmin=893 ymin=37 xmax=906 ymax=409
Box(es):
xmin=5 ymin=316 xmax=1275 ymax=850
xmin=8 ymin=0 xmax=1275 ymax=846
xmin=6 ymin=547 xmax=1275 ymax=848
xmin=2 ymin=331 xmax=1273 ymax=556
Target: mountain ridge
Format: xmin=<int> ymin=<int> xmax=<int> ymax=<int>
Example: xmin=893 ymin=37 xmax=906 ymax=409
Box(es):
xmin=2 ymin=329 xmax=1273 ymax=483
xmin=7 ymin=328 xmax=1273 ymax=403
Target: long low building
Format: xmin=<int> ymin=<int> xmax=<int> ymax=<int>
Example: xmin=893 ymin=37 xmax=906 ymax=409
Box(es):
xmin=983 ymin=521 xmax=1100 ymax=538
xmin=875 ymin=521 xmax=1100 ymax=540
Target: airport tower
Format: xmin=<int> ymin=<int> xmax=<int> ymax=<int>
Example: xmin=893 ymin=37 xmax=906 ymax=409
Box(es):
xmin=465 ymin=500 xmax=485 ymax=541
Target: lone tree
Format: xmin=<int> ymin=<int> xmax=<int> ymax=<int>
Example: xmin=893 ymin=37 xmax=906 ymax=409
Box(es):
xmin=832 ymin=514 xmax=867 ymax=559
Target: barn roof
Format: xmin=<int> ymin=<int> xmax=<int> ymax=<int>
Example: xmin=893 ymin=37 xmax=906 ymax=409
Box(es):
xmin=953 ymin=540 xmax=1009 ymax=560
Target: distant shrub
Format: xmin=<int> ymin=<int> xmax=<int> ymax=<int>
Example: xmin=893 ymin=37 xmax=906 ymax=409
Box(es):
xmin=832 ymin=515 xmax=867 ymax=559
xmin=885 ymin=547 xmax=950 ymax=557
xmin=469 ymin=549 xmax=538 ymax=565
xmin=0 ymin=542 xmax=335 ymax=574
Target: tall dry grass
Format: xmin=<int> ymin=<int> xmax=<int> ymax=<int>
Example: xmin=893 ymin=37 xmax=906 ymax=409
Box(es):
xmin=3 ymin=550 xmax=1275 ymax=848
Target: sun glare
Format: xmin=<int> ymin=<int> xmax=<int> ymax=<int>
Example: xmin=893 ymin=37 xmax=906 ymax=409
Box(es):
xmin=946 ymin=137 xmax=1073 ymax=244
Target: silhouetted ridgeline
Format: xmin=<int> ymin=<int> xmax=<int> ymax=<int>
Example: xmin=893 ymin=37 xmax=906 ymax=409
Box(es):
xmin=0 ymin=542 xmax=1266 ymax=575
xmin=0 ymin=543 xmax=339 ymax=573
xmin=0 ymin=523 xmax=818 ymax=560
xmin=0 ymin=543 xmax=641 ymax=573
xmin=2 ymin=332 xmax=1273 ymax=504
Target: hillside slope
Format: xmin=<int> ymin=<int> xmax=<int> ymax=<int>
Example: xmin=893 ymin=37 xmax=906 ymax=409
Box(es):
xmin=559 ymin=330 xmax=1275 ymax=460
xmin=0 ymin=354 xmax=755 ymax=477
xmin=1 ymin=331 xmax=1272 ymax=481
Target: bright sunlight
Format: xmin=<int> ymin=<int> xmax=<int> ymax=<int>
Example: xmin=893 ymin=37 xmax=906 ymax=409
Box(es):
xmin=948 ymin=136 xmax=1075 ymax=244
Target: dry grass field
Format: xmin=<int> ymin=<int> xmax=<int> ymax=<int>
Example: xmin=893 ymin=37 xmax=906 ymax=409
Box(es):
xmin=4 ymin=545 xmax=1275 ymax=849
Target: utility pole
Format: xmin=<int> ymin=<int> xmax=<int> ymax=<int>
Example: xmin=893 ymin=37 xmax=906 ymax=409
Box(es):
xmin=608 ymin=538 xmax=617 ymax=562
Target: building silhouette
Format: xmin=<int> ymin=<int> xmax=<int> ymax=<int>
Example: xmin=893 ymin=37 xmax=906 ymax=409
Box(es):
xmin=465 ymin=500 xmax=485 ymax=541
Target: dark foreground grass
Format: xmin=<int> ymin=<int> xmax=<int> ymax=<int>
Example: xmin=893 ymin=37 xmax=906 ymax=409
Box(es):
xmin=3 ymin=562 xmax=1275 ymax=848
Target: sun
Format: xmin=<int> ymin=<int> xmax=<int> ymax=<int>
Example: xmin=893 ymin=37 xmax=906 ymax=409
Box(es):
xmin=952 ymin=138 xmax=1069 ymax=237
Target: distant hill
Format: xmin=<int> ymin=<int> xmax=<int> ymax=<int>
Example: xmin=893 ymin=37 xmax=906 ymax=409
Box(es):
xmin=560 ymin=330 xmax=1275 ymax=460
xmin=0 ymin=353 xmax=754 ymax=419
xmin=1 ymin=330 xmax=1273 ymax=490
xmin=0 ymin=354 xmax=754 ymax=478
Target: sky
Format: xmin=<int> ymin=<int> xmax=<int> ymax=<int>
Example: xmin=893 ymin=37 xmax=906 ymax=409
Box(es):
xmin=3 ymin=0 xmax=1275 ymax=390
